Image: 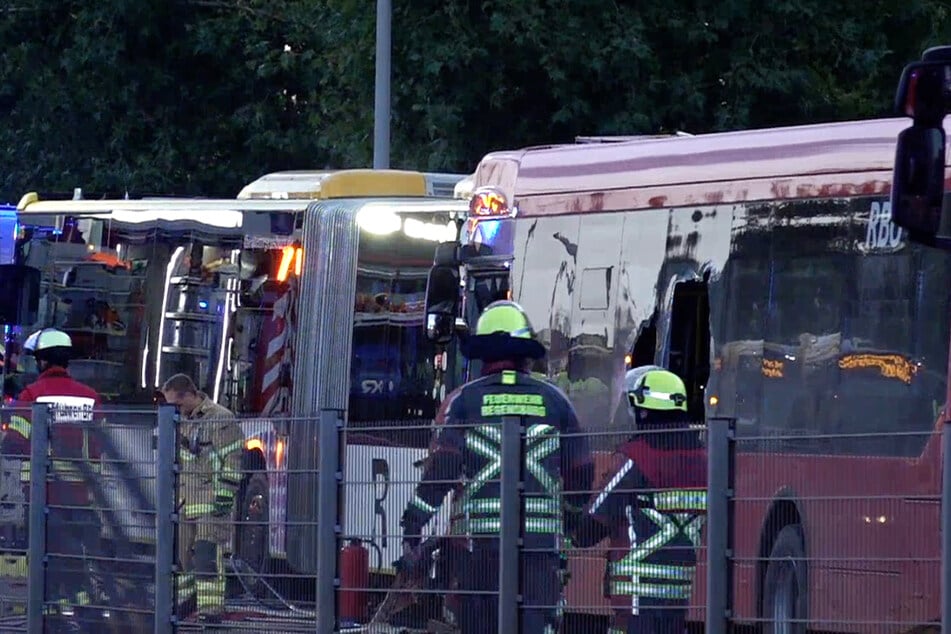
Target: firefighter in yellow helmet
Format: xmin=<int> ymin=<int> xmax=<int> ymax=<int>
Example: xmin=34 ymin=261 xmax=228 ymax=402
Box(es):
xmin=399 ymin=300 xmax=594 ymax=633
xmin=572 ymin=366 xmax=707 ymax=634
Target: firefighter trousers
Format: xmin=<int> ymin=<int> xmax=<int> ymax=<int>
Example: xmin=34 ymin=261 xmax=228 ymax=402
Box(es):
xmin=46 ymin=507 xmax=101 ymax=629
xmin=454 ymin=547 xmax=561 ymax=634
xmin=610 ymin=599 xmax=688 ymax=634
xmin=176 ymin=515 xmax=226 ymax=617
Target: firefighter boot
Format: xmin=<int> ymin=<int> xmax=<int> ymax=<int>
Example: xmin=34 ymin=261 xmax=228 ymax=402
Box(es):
xmin=193 ymin=540 xmax=224 ymax=624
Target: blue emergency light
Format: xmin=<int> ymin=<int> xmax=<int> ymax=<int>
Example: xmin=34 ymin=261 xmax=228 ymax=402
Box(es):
xmin=0 ymin=205 xmax=17 ymax=265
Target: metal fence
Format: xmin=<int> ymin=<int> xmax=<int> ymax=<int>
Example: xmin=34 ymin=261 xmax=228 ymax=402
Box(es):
xmin=3 ymin=405 xmax=950 ymax=633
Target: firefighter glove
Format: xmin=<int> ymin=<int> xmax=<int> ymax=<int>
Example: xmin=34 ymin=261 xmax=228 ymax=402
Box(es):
xmin=394 ymin=540 xmax=425 ymax=576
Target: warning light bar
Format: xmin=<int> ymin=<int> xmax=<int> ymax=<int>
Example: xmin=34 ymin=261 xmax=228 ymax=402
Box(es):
xmin=469 ymin=187 xmax=516 ymax=218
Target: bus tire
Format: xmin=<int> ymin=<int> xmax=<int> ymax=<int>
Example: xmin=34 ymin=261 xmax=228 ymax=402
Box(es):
xmin=762 ymin=523 xmax=808 ymax=634
xmin=235 ymin=471 xmax=270 ymax=598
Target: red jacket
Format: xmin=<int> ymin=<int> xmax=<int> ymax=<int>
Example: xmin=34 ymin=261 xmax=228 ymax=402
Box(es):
xmin=1 ymin=367 xmax=103 ymax=506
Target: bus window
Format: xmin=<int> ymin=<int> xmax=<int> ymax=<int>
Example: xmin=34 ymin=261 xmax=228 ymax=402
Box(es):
xmin=721 ymin=256 xmax=769 ymax=430
xmin=838 ymin=246 xmax=950 ymax=455
xmin=348 ymin=213 xmax=452 ymax=447
xmin=763 ymin=252 xmax=848 ymax=441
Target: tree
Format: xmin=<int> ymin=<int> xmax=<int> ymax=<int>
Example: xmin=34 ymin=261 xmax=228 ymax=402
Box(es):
xmin=0 ymin=0 xmax=949 ymax=199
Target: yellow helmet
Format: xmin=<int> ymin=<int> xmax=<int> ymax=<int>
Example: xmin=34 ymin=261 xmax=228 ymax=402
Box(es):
xmin=463 ymin=300 xmax=545 ymax=361
xmin=625 ymin=366 xmax=688 ymax=413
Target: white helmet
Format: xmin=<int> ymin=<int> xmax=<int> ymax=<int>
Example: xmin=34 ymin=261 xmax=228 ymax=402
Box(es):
xmin=23 ymin=328 xmax=73 ymax=357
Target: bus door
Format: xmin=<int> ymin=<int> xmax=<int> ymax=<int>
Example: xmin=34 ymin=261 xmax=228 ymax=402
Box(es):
xmin=659 ymin=274 xmax=711 ymax=422
xmin=658 ymin=206 xmax=732 ymax=422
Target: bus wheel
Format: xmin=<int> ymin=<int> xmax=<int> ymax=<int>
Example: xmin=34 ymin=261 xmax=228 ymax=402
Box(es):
xmin=235 ymin=471 xmax=270 ymax=597
xmin=762 ymin=524 xmax=807 ymax=634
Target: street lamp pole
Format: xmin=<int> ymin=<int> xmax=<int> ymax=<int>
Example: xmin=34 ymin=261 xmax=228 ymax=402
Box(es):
xmin=373 ymin=0 xmax=391 ymax=169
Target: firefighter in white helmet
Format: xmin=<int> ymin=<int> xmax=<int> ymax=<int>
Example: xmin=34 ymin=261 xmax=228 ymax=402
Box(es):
xmin=2 ymin=328 xmax=102 ymax=632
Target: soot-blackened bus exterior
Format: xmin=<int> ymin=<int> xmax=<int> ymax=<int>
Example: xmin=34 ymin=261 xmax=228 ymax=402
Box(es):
xmin=466 ymin=118 xmax=951 ymax=631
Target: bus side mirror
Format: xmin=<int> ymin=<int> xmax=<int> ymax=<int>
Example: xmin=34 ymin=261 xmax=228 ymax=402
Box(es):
xmin=890 ymin=124 xmax=950 ymax=247
xmin=0 ymin=264 xmax=40 ymax=326
xmin=424 ymin=264 xmax=459 ymax=345
xmin=894 ymin=57 xmax=951 ymax=125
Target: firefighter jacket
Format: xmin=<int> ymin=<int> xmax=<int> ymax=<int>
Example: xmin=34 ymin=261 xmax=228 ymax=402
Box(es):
xmin=0 ymin=367 xmax=102 ymax=507
xmin=177 ymin=394 xmax=243 ymax=523
xmin=574 ymin=426 xmax=706 ymax=607
xmin=401 ymin=368 xmax=594 ymax=551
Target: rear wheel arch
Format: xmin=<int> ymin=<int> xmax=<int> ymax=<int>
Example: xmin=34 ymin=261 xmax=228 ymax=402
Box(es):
xmin=756 ymin=490 xmax=808 ymax=620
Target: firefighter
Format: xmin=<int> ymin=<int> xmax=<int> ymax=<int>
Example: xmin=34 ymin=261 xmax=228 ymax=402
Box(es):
xmin=1 ymin=328 xmax=103 ymax=632
xmin=572 ymin=366 xmax=707 ymax=634
xmin=160 ymin=374 xmax=242 ymax=623
xmin=399 ymin=300 xmax=594 ymax=634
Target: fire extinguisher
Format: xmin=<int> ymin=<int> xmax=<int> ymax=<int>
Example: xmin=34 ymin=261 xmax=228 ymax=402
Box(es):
xmin=339 ymin=538 xmax=370 ymax=625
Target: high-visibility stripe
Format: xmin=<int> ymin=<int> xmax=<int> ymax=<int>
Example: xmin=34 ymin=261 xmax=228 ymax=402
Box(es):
xmin=177 ymin=573 xmax=197 ymax=602
xmin=461 ymin=426 xmax=502 ymax=505
xmin=653 ymin=489 xmax=706 ymax=512
xmin=7 ymin=415 xmax=30 ymax=439
xmin=207 ymin=438 xmax=244 ymax=501
xmin=20 ymin=460 xmax=101 ymax=483
xmin=590 ymin=459 xmax=634 ymax=515
xmin=465 ymin=516 xmax=562 ymax=534
xmin=460 ymin=423 xmax=561 ymax=508
xmin=609 ymin=580 xmax=692 ymax=600
xmin=35 ymin=396 xmax=95 ymax=423
xmin=183 ymin=503 xmax=216 ymax=517
xmin=195 ymin=543 xmax=225 ymax=614
xmin=213 ymin=438 xmax=244 ymax=460
xmin=219 ymin=471 xmax=242 ymax=486
xmin=462 ymin=497 xmax=560 ymax=517
xmin=410 ymin=495 xmax=438 ymax=514
xmin=0 ymin=556 xmax=26 ymax=577
xmin=679 ymin=514 xmax=706 ymax=549
xmin=525 ymin=425 xmax=560 ymax=495
xmin=609 ymin=561 xmax=694 ymax=581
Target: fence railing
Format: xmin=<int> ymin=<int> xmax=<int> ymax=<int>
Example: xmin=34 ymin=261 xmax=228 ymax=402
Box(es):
xmin=3 ymin=404 xmax=949 ymax=633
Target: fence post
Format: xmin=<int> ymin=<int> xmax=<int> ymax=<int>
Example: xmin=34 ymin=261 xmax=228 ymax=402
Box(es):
xmin=154 ymin=405 xmax=177 ymax=634
xmin=315 ymin=409 xmax=343 ymax=634
xmin=498 ymin=416 xmax=522 ymax=633
xmin=27 ymin=403 xmax=50 ymax=632
xmin=706 ymin=417 xmax=734 ymax=634
xmin=942 ymin=421 xmax=951 ymax=634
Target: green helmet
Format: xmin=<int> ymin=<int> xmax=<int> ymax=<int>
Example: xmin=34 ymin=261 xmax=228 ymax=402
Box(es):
xmin=463 ymin=300 xmax=545 ymax=361
xmin=475 ymin=300 xmax=536 ymax=338
xmin=625 ymin=366 xmax=688 ymax=413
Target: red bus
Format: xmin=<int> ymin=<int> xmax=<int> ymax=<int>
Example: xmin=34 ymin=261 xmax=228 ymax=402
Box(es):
xmin=437 ymin=118 xmax=949 ymax=632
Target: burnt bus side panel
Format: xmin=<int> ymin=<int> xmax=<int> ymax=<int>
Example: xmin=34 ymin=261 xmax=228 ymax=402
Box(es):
xmin=287 ymin=201 xmax=359 ymax=573
xmin=511 ymin=206 xmax=733 ymax=434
